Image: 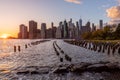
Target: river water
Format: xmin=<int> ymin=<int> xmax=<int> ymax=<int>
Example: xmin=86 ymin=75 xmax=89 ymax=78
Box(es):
xmin=0 ymin=39 xmax=65 ymax=80
xmin=0 ymin=39 xmax=119 ymax=80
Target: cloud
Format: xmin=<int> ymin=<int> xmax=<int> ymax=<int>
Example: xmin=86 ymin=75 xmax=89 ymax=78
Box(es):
xmin=64 ymin=0 xmax=82 ymax=4
xmin=106 ymin=6 xmax=120 ymax=19
xmin=109 ymin=19 xmax=120 ymax=25
xmin=118 ymin=0 xmax=120 ymax=3
xmin=106 ymin=0 xmax=120 ymax=24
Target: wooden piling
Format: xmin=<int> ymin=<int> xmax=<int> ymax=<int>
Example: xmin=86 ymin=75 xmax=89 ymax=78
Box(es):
xmin=18 ymin=45 xmax=21 ymax=52
xmin=14 ymin=46 xmax=16 ymax=52
xmin=25 ymin=44 xmax=27 ymax=49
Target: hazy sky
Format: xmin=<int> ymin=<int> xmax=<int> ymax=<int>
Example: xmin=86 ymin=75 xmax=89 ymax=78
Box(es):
xmin=0 ymin=0 xmax=119 ymax=37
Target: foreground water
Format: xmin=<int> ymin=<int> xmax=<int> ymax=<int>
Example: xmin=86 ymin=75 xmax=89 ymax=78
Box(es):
xmin=0 ymin=39 xmax=120 ymax=80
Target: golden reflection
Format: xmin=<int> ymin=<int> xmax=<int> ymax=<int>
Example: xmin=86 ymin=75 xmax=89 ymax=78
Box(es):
xmin=0 ymin=53 xmax=12 ymax=58
xmin=1 ymin=70 xmax=10 ymax=74
xmin=0 ymin=62 xmax=13 ymax=69
xmin=0 ymin=62 xmax=13 ymax=74
xmin=0 ymin=64 xmax=10 ymax=69
xmin=2 ymin=39 xmax=7 ymax=51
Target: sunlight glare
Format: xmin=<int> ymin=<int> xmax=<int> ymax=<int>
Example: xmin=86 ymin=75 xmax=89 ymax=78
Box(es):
xmin=0 ymin=34 xmax=9 ymax=39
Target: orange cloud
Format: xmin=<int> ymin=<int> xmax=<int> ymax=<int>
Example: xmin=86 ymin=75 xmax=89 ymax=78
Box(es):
xmin=106 ymin=6 xmax=120 ymax=19
xmin=64 ymin=0 xmax=81 ymax=4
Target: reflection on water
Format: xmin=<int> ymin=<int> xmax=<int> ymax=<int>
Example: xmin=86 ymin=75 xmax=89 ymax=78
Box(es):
xmin=0 ymin=62 xmax=13 ymax=70
xmin=0 ymin=39 xmax=119 ymax=80
xmin=0 ymin=62 xmax=14 ymax=79
xmin=0 ymin=39 xmax=56 ymax=79
xmin=0 ymin=53 xmax=12 ymax=58
xmin=0 ymin=39 xmax=7 ymax=53
xmin=0 ymin=39 xmax=34 ymax=79
xmin=2 ymin=39 xmax=7 ymax=48
xmin=0 ymin=39 xmax=32 ymax=54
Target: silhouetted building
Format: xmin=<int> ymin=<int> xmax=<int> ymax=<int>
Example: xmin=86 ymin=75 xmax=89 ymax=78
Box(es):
xmin=75 ymin=21 xmax=80 ymax=39
xmin=46 ymin=28 xmax=52 ymax=38
xmin=85 ymin=21 xmax=91 ymax=32
xmin=41 ymin=23 xmax=46 ymax=39
xmin=18 ymin=24 xmax=28 ymax=39
xmin=81 ymin=21 xmax=91 ymax=34
xmin=86 ymin=21 xmax=90 ymax=27
xmin=60 ymin=22 xmax=64 ymax=38
xmin=56 ymin=26 xmax=62 ymax=39
xmin=99 ymin=20 xmax=103 ymax=29
xmin=51 ymin=22 xmax=57 ymax=38
xmin=51 ymin=22 xmax=54 ymax=38
xmin=53 ymin=27 xmax=57 ymax=38
xmin=68 ymin=19 xmax=72 ymax=38
xmin=36 ymin=29 xmax=41 ymax=38
xmin=92 ymin=23 xmax=96 ymax=31
xmin=63 ymin=20 xmax=69 ymax=38
xmin=79 ymin=19 xmax=82 ymax=30
xmin=29 ymin=20 xmax=37 ymax=39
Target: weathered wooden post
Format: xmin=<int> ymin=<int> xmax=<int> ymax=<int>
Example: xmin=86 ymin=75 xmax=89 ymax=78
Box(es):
xmin=18 ymin=45 xmax=21 ymax=52
xmin=112 ymin=47 xmax=115 ymax=56
xmin=98 ymin=45 xmax=101 ymax=52
xmin=88 ymin=42 xmax=90 ymax=50
xmin=14 ymin=46 xmax=16 ymax=52
xmin=107 ymin=46 xmax=110 ymax=55
xmin=102 ymin=45 xmax=105 ymax=53
xmin=25 ymin=44 xmax=27 ymax=49
xmin=60 ymin=58 xmax=63 ymax=62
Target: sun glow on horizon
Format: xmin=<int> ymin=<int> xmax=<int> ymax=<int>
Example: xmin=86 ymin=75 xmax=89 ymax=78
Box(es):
xmin=0 ymin=34 xmax=10 ymax=39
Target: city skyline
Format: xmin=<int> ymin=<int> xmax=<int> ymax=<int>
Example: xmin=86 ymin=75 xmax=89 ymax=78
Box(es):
xmin=0 ymin=0 xmax=119 ymax=37
xmin=18 ymin=19 xmax=103 ymax=39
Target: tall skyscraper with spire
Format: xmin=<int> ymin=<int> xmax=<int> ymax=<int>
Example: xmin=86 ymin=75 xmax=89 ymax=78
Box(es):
xmin=51 ymin=22 xmax=54 ymax=38
xmin=79 ymin=19 xmax=82 ymax=30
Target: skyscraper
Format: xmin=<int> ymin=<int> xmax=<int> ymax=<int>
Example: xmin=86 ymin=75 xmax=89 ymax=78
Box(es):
xmin=81 ymin=21 xmax=91 ymax=33
xmin=63 ymin=20 xmax=69 ymax=38
xmin=36 ymin=29 xmax=41 ymax=39
xmin=46 ymin=28 xmax=52 ymax=38
xmin=58 ymin=22 xmax=63 ymax=38
xmin=99 ymin=20 xmax=103 ymax=29
xmin=18 ymin=24 xmax=28 ymax=39
xmin=29 ymin=20 xmax=37 ymax=39
xmin=51 ymin=22 xmax=54 ymax=38
xmin=76 ymin=21 xmax=79 ymax=30
xmin=41 ymin=23 xmax=46 ymax=39
xmin=92 ymin=23 xmax=96 ymax=31
xmin=86 ymin=21 xmax=90 ymax=27
xmin=79 ymin=19 xmax=82 ymax=30
xmin=56 ymin=26 xmax=62 ymax=39
xmin=75 ymin=21 xmax=79 ymax=39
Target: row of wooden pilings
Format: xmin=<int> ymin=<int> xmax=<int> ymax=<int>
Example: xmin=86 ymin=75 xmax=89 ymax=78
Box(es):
xmin=53 ymin=41 xmax=72 ymax=62
xmin=14 ymin=40 xmax=50 ymax=52
xmin=14 ymin=44 xmax=30 ymax=52
xmin=65 ymin=40 xmax=120 ymax=56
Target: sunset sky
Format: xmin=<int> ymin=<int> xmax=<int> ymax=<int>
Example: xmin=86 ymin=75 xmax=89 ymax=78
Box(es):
xmin=0 ymin=0 xmax=119 ymax=37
